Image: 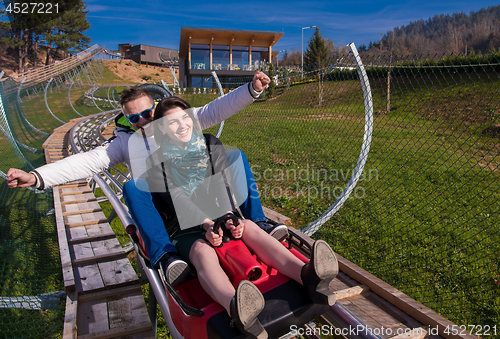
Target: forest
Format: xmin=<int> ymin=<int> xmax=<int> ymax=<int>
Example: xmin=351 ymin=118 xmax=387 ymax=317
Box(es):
xmin=280 ymin=5 xmax=500 ymax=68
xmin=0 ymin=0 xmax=90 ymax=74
xmin=359 ymin=5 xmax=500 ymax=55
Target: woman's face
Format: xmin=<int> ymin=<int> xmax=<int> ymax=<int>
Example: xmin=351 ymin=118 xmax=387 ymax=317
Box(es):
xmin=158 ymin=106 xmax=194 ymax=145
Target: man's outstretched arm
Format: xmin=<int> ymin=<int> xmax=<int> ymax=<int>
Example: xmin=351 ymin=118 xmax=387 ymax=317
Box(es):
xmin=196 ymin=71 xmax=270 ymax=130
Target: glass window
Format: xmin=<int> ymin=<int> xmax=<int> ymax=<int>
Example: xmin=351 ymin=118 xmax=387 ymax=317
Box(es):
xmin=191 ymin=47 xmax=209 ymax=69
xmin=212 ymin=45 xmax=229 ymax=70
xmin=232 ymin=46 xmax=248 ymax=70
xmin=191 ymin=76 xmax=214 ymax=88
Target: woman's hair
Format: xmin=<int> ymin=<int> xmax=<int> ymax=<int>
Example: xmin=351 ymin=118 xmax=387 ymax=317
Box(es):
xmin=153 ymin=96 xmax=202 ymax=145
xmin=153 ymin=96 xmax=192 ymax=120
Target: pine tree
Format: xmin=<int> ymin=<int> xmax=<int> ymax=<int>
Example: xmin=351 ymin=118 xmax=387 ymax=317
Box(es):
xmin=303 ymin=27 xmax=329 ymax=73
xmin=303 ymin=27 xmax=329 ymax=106
xmin=43 ymin=0 xmax=90 ymax=64
xmin=0 ymin=0 xmax=89 ymax=70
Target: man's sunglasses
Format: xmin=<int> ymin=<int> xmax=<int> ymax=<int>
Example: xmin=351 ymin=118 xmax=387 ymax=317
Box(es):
xmin=125 ymin=103 xmax=155 ymax=124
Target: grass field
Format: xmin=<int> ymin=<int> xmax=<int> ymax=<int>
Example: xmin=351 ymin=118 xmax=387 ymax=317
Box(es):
xmin=1 ymin=61 xmax=499 ymax=338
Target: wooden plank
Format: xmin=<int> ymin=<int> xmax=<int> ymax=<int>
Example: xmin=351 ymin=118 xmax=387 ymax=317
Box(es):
xmin=389 ymin=327 xmax=428 ymax=339
xmin=60 ymin=185 xmax=93 ymax=194
xmin=348 ymin=293 xmax=407 ymax=339
xmin=61 ymin=197 xmax=98 ymax=205
xmin=71 ymin=241 xmax=94 ymax=261
xmin=335 ymin=284 xmax=369 ymax=300
xmin=72 ymin=252 xmax=128 ymax=267
xmin=59 ymin=181 xmax=89 ymax=188
xmin=62 ymin=291 xmax=77 ymax=339
xmin=60 ymin=190 xmax=93 ymax=197
xmin=335 ymin=252 xmax=477 ymax=339
xmin=60 ymin=192 xmax=97 ymax=205
xmin=74 ymin=264 xmax=105 ymax=293
xmin=63 ymin=208 xmax=101 ymax=217
xmin=53 ymin=187 xmax=75 ymax=291
xmin=63 ymin=208 xmax=102 ymax=217
xmin=98 ymin=258 xmax=139 ymax=288
xmin=67 ymin=226 xmax=89 ymax=244
xmin=77 ymin=322 xmax=153 ymax=339
xmin=361 ymin=288 xmax=433 ymax=336
xmin=330 ymin=271 xmax=361 ymax=292
xmin=65 ymin=215 xmax=109 ymax=228
xmin=85 ymin=223 xmax=114 ymax=238
xmin=262 ymin=206 xmax=291 ymax=226
xmin=68 ymin=231 xmax=116 ymax=245
xmin=78 ymin=285 xmax=142 ymax=303
xmin=108 ymin=290 xmax=151 ymax=330
xmin=77 ymin=297 xmax=109 ymax=335
xmin=62 ymin=201 xmax=101 ymax=214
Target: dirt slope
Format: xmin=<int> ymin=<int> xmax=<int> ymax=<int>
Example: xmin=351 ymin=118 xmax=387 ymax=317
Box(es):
xmin=102 ymin=59 xmax=178 ymax=84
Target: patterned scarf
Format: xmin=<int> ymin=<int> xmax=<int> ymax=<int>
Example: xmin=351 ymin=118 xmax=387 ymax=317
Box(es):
xmin=161 ymin=131 xmax=208 ymax=195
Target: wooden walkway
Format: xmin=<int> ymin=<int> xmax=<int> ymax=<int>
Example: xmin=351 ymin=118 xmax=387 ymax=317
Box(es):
xmin=43 ymin=119 xmax=154 ymax=339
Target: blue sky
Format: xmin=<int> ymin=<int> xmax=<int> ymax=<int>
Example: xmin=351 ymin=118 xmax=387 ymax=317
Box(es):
xmin=85 ymin=0 xmax=499 ymax=54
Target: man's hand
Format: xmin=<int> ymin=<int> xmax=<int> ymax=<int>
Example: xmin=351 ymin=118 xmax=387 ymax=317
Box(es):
xmin=7 ymin=168 xmax=36 ymax=188
xmin=252 ymin=71 xmax=271 ymax=92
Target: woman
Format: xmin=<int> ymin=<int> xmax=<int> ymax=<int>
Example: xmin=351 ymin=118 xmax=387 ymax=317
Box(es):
xmin=146 ymin=96 xmax=338 ymax=339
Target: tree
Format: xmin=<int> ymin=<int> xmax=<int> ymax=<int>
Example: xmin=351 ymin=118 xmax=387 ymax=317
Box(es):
xmin=303 ymin=27 xmax=329 ymax=106
xmin=303 ymin=27 xmax=329 ymax=73
xmin=281 ymin=49 xmax=301 ymax=66
xmin=0 ymin=0 xmax=88 ymax=71
xmin=268 ymin=62 xmax=275 ymax=98
xmin=43 ymin=0 xmax=90 ymax=65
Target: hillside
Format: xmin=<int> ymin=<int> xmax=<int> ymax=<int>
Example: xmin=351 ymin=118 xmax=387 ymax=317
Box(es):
xmin=101 ymin=60 xmax=177 ymax=84
xmin=360 ymin=5 xmax=500 ymax=55
xmin=0 ymin=48 xmax=178 ymax=85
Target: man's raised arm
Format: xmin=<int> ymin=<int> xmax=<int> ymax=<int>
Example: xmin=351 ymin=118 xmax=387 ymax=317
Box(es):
xmin=196 ymin=71 xmax=270 ymax=130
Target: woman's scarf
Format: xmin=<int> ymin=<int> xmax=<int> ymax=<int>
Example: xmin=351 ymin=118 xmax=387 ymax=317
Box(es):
xmin=161 ymin=131 xmax=208 ymax=195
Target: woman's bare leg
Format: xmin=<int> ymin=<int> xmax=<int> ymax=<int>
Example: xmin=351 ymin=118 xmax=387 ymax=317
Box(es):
xmin=241 ymin=220 xmax=304 ymax=283
xmin=189 ymin=239 xmax=234 ymax=313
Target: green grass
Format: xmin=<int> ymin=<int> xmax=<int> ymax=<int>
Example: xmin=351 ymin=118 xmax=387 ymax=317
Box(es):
xmin=206 ymin=78 xmax=500 ymax=327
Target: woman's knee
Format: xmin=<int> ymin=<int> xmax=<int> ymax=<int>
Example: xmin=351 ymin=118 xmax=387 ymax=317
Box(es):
xmin=242 ymin=219 xmax=265 ymax=238
xmin=189 ymin=240 xmax=216 ymax=265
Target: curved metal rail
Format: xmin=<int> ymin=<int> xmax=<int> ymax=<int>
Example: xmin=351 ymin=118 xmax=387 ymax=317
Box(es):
xmin=301 ymin=42 xmax=374 ymax=236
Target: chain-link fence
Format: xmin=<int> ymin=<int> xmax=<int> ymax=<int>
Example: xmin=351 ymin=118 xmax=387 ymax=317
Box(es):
xmin=201 ymin=51 xmax=500 ymax=329
xmin=0 ymin=52 xmax=113 ymax=338
xmin=0 ymin=48 xmax=498 ymax=338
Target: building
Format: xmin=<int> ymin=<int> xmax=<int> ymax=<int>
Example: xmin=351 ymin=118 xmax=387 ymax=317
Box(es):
xmin=179 ymin=27 xmax=284 ymax=88
xmin=118 ymin=43 xmax=179 ymax=66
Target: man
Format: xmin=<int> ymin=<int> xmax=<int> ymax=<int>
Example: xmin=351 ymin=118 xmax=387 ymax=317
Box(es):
xmin=7 ymin=71 xmax=287 ymax=285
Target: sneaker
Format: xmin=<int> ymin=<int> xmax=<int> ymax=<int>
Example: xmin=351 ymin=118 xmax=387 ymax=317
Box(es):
xmin=256 ymin=219 xmax=288 ymax=242
xmin=158 ymin=253 xmax=192 ymax=286
xmin=230 ymin=280 xmax=267 ymax=339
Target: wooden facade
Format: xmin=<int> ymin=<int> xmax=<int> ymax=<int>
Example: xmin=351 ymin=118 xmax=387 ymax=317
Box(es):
xmin=179 ymin=27 xmax=284 ymax=87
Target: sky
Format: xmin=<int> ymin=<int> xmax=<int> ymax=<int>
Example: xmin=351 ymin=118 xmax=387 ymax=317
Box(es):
xmin=85 ymin=0 xmax=499 ymax=55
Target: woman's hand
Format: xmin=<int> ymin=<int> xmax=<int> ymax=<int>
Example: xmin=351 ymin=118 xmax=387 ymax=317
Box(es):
xmin=203 ymin=220 xmax=223 ymax=247
xmin=226 ymin=218 xmax=244 ymax=239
